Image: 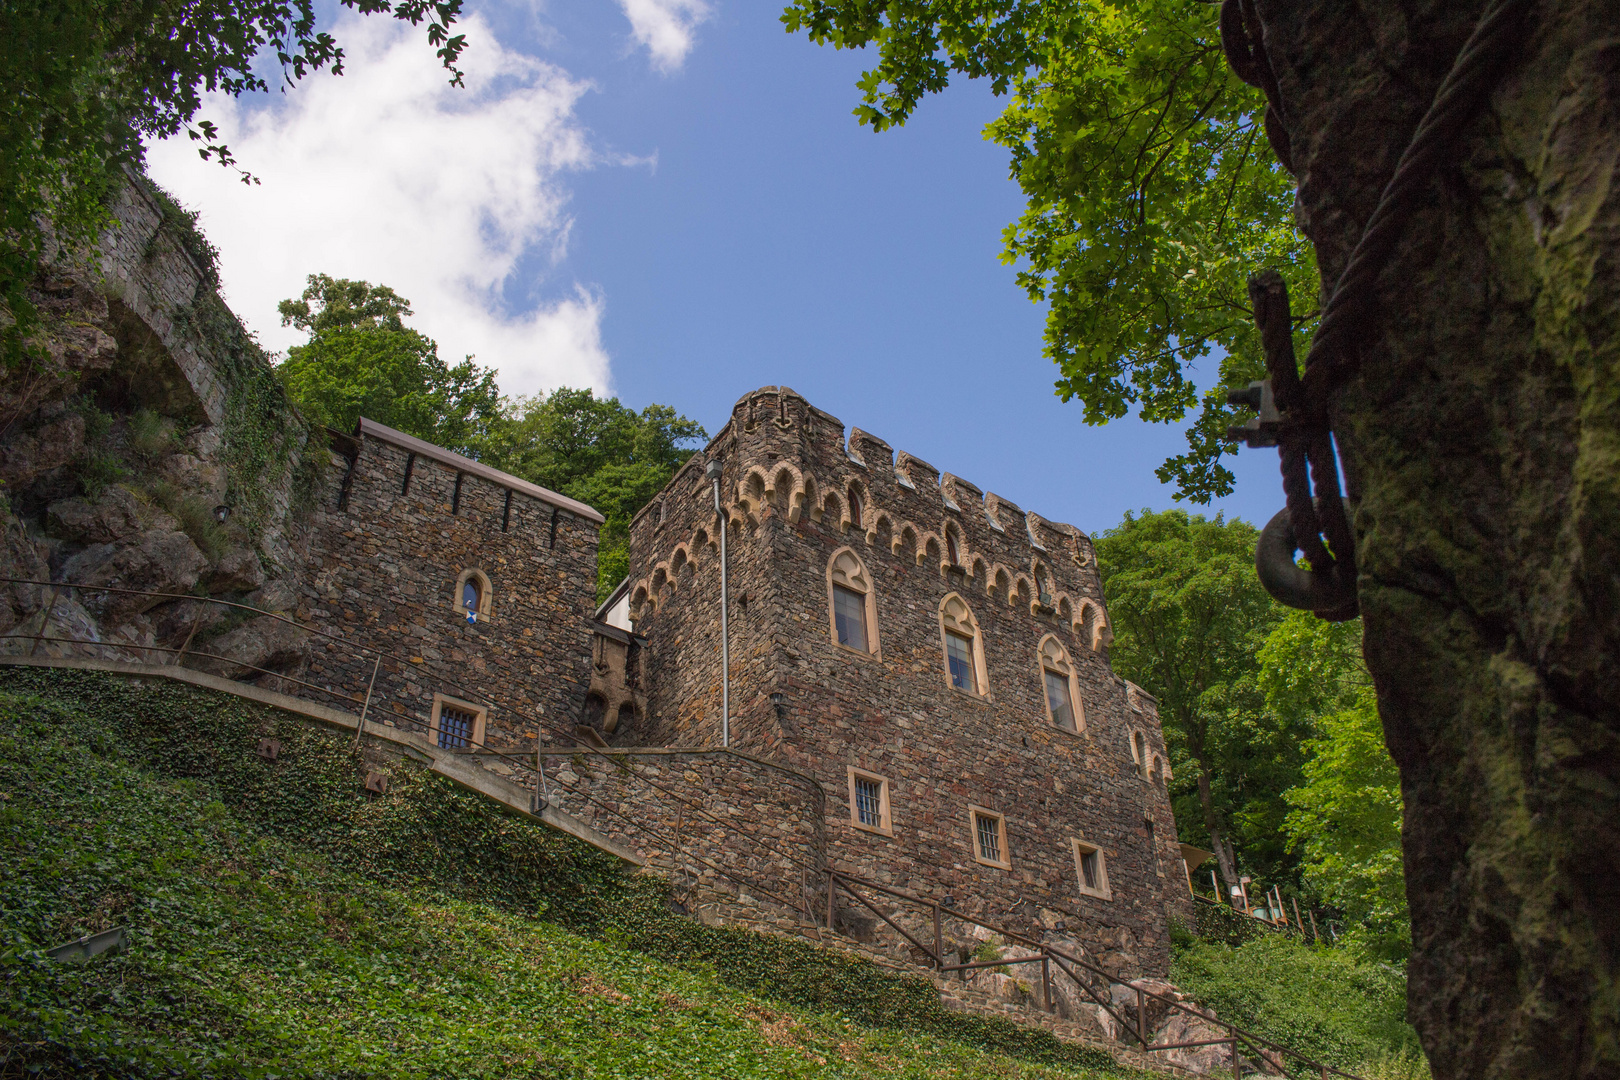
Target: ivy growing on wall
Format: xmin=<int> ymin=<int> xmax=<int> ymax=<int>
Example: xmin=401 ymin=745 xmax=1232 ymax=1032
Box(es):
xmin=0 ymin=666 xmax=1130 ymax=1078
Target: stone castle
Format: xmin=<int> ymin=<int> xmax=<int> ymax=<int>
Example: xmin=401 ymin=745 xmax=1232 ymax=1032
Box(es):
xmin=0 ymin=183 xmax=1189 ymax=985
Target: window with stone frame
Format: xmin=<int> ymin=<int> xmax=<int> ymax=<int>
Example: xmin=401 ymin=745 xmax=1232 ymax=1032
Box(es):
xmin=1037 ymin=634 xmax=1085 ymax=732
xmin=828 ymin=548 xmax=879 ymax=655
xmin=1072 ymin=837 xmax=1112 ymax=900
xmin=452 ymin=569 xmax=493 ymax=621
xmin=969 ymin=804 xmax=1010 ymax=869
xmin=847 ymin=766 xmax=892 ymax=835
xmin=939 ymin=593 xmax=987 ymax=696
xmin=430 ymin=693 xmax=488 ymax=751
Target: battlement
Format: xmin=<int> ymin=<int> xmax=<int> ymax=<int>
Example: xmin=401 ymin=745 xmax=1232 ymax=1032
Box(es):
xmin=633 ymin=385 xmax=1110 ymax=650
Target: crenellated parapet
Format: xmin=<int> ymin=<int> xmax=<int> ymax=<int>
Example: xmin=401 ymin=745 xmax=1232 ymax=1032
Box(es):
xmin=627 ymin=386 xmax=1111 ymax=653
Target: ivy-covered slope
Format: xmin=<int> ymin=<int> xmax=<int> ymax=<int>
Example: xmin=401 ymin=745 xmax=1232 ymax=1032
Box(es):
xmin=0 ymin=666 xmax=1140 ymax=1079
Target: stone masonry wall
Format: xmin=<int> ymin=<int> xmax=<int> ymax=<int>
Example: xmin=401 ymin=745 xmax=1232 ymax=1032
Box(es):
xmin=543 ymin=747 xmax=826 ymax=930
xmin=626 ymin=386 xmax=1192 ymax=977
xmin=297 ymin=428 xmax=602 ymax=757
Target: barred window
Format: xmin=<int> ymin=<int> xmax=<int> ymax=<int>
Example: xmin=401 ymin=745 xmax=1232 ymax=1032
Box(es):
xmin=970 ymin=805 xmax=1009 ymax=868
xmin=1072 ymin=837 xmax=1112 ymax=900
xmin=847 ymin=767 xmax=892 ymax=834
xmin=438 ymin=705 xmax=476 ymax=749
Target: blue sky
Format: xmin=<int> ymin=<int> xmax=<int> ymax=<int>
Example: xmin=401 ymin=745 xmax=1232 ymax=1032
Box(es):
xmin=145 ymin=0 xmax=1282 ymax=536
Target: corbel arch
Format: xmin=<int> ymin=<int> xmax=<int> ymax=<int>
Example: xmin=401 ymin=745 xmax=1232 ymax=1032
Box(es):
xmin=967 ymin=555 xmax=988 ymax=591
xmin=1037 ymin=633 xmax=1086 ymax=733
xmin=938 ymin=592 xmax=989 ymax=696
xmin=919 ymin=531 xmax=942 ymax=569
xmin=823 ymin=490 xmax=845 ymax=529
xmin=895 ymin=522 xmax=919 ymax=559
xmin=800 ymin=474 xmax=821 ymax=523
xmin=868 ymin=511 xmax=895 ymax=549
xmin=827 ymin=546 xmax=880 ymax=656
xmin=669 ymin=545 xmax=692 ymax=580
xmin=1009 ymin=573 xmax=1035 ymax=611
xmin=990 ymin=565 xmax=1012 ymax=602
xmin=738 ymin=467 xmax=769 ymax=517
xmin=630 ymin=583 xmax=653 ymax=621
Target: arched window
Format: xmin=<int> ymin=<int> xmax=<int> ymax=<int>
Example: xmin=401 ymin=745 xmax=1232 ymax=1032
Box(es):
xmin=1038 ymin=635 xmax=1085 ymax=733
xmin=452 ymin=569 xmax=493 ymax=622
xmin=847 ymin=485 xmax=864 ymax=530
xmin=945 ymin=529 xmax=960 ymax=566
xmin=1129 ymin=731 xmax=1148 ymax=776
xmin=828 ymin=547 xmax=879 ymax=655
xmin=939 ymin=593 xmax=988 ymax=695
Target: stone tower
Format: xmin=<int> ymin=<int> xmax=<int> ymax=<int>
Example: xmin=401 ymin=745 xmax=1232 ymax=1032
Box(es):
xmin=623 ymin=386 xmax=1189 ymax=974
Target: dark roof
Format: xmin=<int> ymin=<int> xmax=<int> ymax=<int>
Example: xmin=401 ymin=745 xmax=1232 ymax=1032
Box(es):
xmin=357 ymin=417 xmax=604 ymax=523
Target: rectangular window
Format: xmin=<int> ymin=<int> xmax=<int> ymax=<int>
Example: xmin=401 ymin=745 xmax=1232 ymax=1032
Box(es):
xmin=946 ymin=631 xmax=977 ymax=692
xmin=1045 ymin=670 xmax=1075 ymax=730
xmin=1072 ymin=838 xmax=1112 ymax=899
xmin=847 ymin=767 xmax=891 ymax=834
xmin=833 ymin=585 xmax=868 ymax=651
xmin=969 ymin=805 xmax=1009 ymax=868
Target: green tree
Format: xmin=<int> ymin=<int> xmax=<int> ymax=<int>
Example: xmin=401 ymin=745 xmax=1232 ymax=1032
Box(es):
xmin=275 ymin=275 xmax=500 ymax=455
xmin=782 ymin=0 xmax=1308 ymax=502
xmin=1 ymin=0 xmax=467 ymax=364
xmin=482 ymin=390 xmax=706 ymax=601
xmin=789 ymin=2 xmax=1620 ymax=1073
xmin=1263 ymin=612 xmax=1407 ymax=961
xmin=1094 ymin=508 xmax=1297 ymax=894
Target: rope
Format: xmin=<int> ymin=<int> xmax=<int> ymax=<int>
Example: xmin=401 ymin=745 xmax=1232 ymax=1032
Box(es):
xmin=1220 ymin=0 xmax=1534 ymax=617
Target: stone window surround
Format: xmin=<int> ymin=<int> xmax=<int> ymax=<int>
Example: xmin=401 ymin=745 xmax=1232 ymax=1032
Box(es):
xmin=938 ymin=592 xmax=990 ymax=698
xmin=429 ymin=692 xmax=489 ymax=751
xmin=968 ymin=803 xmax=1011 ymax=870
xmin=452 ymin=568 xmax=494 ymax=620
xmin=1071 ymin=836 xmax=1113 ymax=900
xmin=1037 ymin=633 xmax=1086 ymax=734
xmin=846 ymin=765 xmax=894 ymax=836
xmin=827 ymin=546 xmax=882 ymax=659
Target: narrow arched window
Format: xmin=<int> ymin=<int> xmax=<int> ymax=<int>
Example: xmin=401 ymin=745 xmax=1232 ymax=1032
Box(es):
xmin=939 ymin=593 xmax=987 ymax=695
xmin=946 ymin=530 xmax=960 ymax=566
xmin=453 ymin=569 xmax=492 ymax=622
xmin=848 ymin=486 xmax=863 ymax=530
xmin=1038 ymin=635 xmax=1084 ymax=732
xmin=828 ymin=548 xmax=878 ymax=654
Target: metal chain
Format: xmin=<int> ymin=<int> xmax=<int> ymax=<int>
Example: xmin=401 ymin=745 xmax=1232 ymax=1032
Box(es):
xmin=1221 ymin=0 xmax=1535 ymax=618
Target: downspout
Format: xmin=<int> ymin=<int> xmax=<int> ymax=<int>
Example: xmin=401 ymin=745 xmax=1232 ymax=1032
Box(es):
xmin=706 ymin=458 xmax=729 ymax=748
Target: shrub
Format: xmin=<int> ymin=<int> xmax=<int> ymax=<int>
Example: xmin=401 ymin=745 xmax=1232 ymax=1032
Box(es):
xmin=1172 ymin=932 xmax=1421 ymax=1072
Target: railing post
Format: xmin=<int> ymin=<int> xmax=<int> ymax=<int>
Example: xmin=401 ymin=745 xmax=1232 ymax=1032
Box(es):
xmin=172 ymin=607 xmax=205 ymax=667
xmin=1137 ymin=985 xmax=1148 ymax=1048
xmin=1230 ymin=1039 xmax=1241 ymax=1079
xmin=351 ymin=654 xmax=382 ymax=749
xmin=1042 ymin=955 xmax=1052 ymax=1013
xmin=825 ymin=869 xmax=835 ymax=933
xmin=933 ymin=902 xmax=943 ymax=971
xmin=29 ymin=589 xmax=59 ymax=657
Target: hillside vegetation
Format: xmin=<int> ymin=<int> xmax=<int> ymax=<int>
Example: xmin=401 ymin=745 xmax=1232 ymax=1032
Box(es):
xmin=0 ymin=667 xmax=1143 ymax=1080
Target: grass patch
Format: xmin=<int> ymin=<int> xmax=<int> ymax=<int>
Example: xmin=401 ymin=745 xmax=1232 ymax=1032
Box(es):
xmin=0 ymin=667 xmax=1140 ymax=1079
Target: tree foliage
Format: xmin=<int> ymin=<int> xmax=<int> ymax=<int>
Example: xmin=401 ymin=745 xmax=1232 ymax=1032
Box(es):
xmin=276 ymin=275 xmax=501 ymax=456
xmin=1264 ymin=612 xmax=1407 ymax=960
xmin=0 ymin=0 xmax=466 ymax=364
xmin=1094 ymin=508 xmax=1294 ymax=889
xmin=782 ymin=0 xmax=1315 ymax=500
xmin=482 ymin=390 xmax=707 ymax=600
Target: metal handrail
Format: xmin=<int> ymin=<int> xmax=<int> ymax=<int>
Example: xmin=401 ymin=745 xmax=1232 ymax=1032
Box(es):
xmin=825 ymin=868 xmax=1366 ymax=1080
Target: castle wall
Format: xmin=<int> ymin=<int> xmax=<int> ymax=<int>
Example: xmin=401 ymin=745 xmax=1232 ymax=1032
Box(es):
xmin=297 ymin=420 xmax=603 ymax=756
xmin=626 ymin=386 xmax=1191 ymax=976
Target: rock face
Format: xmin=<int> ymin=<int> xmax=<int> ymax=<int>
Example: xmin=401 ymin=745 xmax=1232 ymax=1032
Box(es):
xmin=0 ymin=176 xmax=320 ymax=668
xmin=192 ymin=615 xmax=310 ymax=679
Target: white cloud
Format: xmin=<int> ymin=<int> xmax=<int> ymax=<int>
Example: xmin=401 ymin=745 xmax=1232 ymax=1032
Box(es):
xmin=143 ymin=14 xmax=611 ymax=397
xmin=619 ymin=0 xmax=712 ymax=71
